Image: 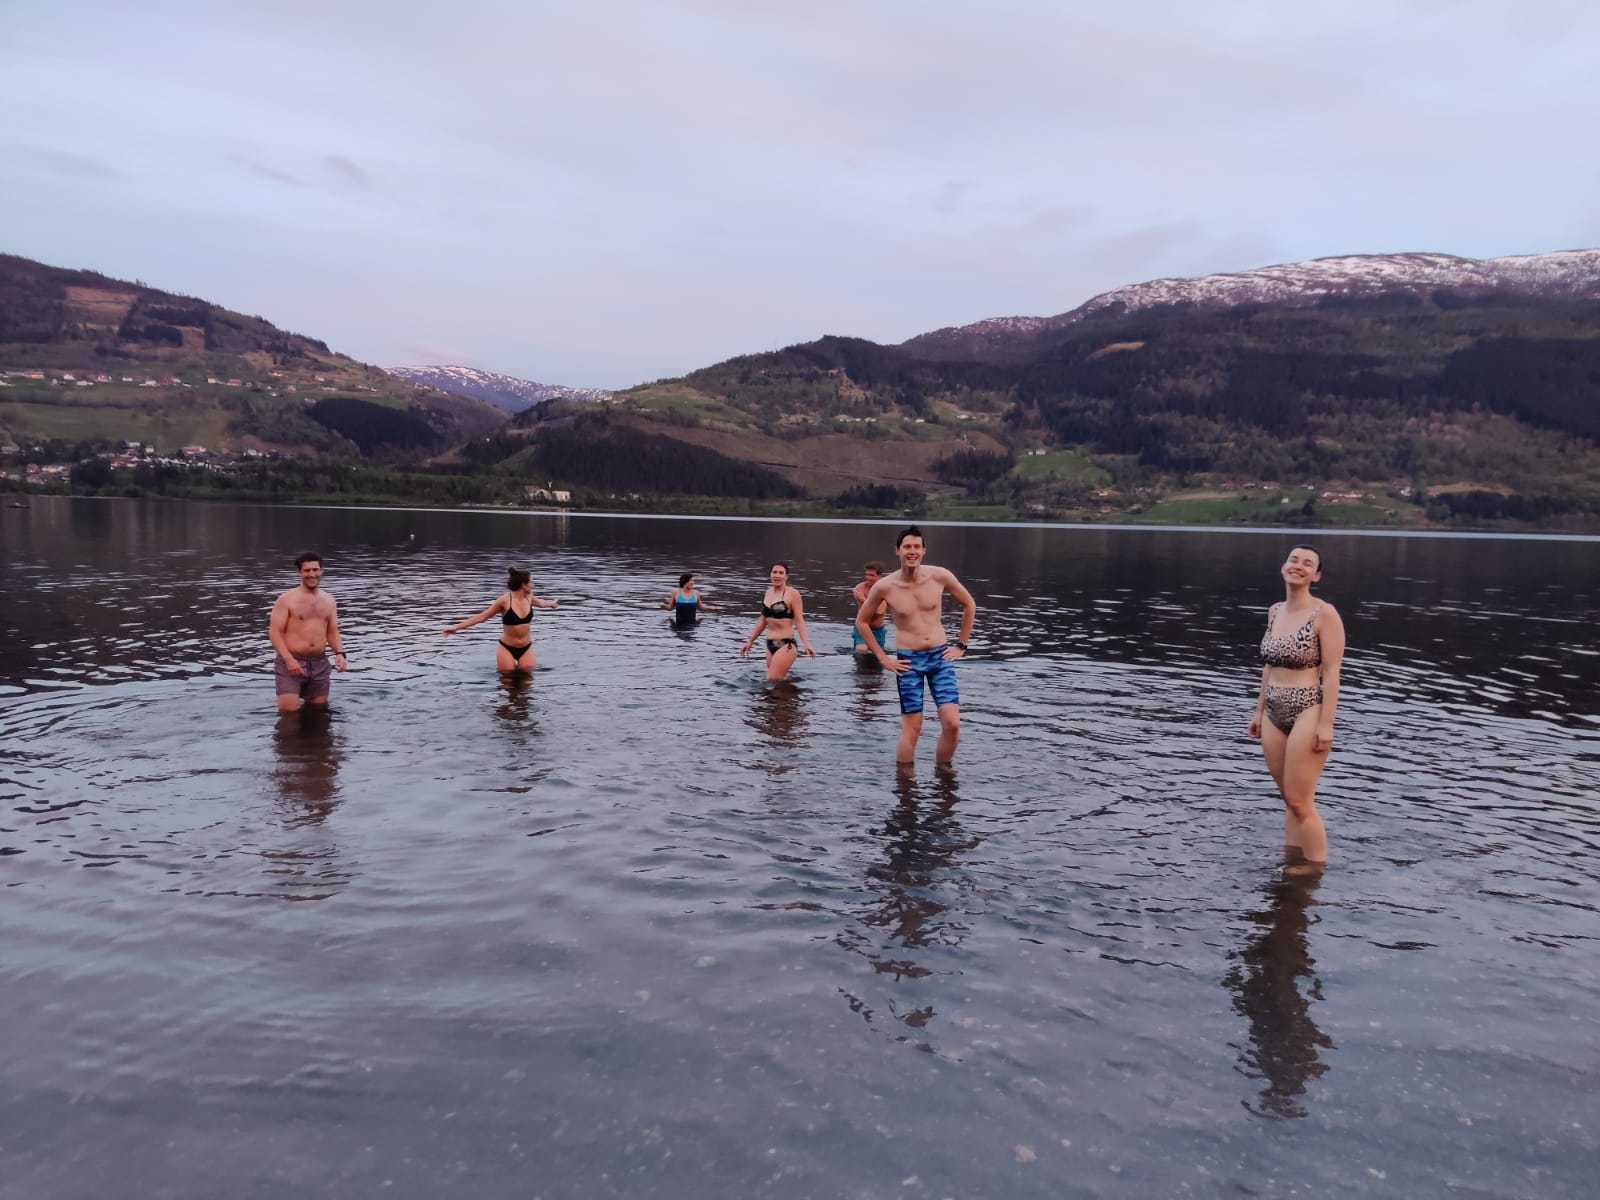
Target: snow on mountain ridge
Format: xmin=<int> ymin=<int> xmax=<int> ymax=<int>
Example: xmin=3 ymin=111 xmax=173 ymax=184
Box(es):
xmin=906 ymin=249 xmax=1600 ymax=356
xmin=386 ymin=365 xmax=611 ymax=415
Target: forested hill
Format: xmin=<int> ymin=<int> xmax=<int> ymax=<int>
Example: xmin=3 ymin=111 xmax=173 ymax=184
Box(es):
xmin=9 ymin=248 xmax=1600 ymax=527
xmin=0 ymin=254 xmax=505 ymax=458
xmin=609 ymin=288 xmax=1600 ymax=524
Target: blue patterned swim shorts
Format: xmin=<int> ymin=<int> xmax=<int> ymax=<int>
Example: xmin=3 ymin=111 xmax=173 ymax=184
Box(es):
xmin=895 ymin=646 xmax=960 ymax=715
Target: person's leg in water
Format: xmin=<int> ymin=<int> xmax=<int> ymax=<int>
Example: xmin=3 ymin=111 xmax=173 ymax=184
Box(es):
xmin=894 ymin=651 xmax=927 ymax=762
xmin=896 ymin=711 xmax=923 ymax=763
xmin=765 ymin=640 xmax=799 ymax=682
xmin=934 ymin=701 xmax=961 ymax=765
xmin=927 ymin=653 xmax=961 ymax=764
xmin=301 ymin=654 xmax=332 ymax=708
xmin=275 ymin=653 xmax=307 ymax=713
xmin=1280 ymin=705 xmax=1330 ymax=863
xmin=1259 ymin=716 xmax=1296 ymax=853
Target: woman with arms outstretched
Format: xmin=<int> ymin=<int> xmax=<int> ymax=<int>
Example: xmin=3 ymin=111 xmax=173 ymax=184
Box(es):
xmin=442 ymin=567 xmax=559 ymax=673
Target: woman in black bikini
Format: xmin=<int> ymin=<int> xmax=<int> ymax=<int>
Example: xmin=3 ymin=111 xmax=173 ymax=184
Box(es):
xmin=1247 ymin=545 xmax=1345 ymax=865
xmin=441 ymin=567 xmax=559 ymax=673
xmin=739 ymin=562 xmax=815 ymax=681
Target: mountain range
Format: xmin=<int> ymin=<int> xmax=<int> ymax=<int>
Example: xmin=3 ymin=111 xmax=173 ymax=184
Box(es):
xmin=6 ymin=246 xmax=1600 ymax=527
xmin=575 ymin=246 xmax=1600 ymax=523
xmin=386 ymin=364 xmax=611 ymax=414
xmin=906 ymin=249 xmax=1600 ymax=358
xmin=0 ymin=253 xmax=505 ymax=459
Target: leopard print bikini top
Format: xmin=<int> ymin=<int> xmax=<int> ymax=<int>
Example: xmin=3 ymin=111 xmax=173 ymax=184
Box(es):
xmin=1260 ymin=602 xmax=1323 ymax=669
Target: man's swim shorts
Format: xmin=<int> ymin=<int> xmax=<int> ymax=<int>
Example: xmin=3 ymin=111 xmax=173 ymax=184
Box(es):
xmin=895 ymin=645 xmax=959 ymax=715
xmin=275 ymin=652 xmax=332 ymax=701
xmin=852 ymin=624 xmax=889 ymax=652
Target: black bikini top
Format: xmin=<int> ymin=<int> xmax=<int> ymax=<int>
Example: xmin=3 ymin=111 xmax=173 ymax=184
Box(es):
xmin=761 ymin=591 xmax=793 ymax=620
xmin=502 ymin=596 xmax=533 ymax=626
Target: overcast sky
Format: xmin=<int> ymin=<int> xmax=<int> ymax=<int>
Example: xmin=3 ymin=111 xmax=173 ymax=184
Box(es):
xmin=4 ymin=1 xmax=1598 ymax=388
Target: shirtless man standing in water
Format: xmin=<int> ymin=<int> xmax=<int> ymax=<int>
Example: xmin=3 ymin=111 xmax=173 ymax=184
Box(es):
xmin=269 ymin=552 xmax=347 ymax=712
xmin=851 ymin=561 xmax=890 ymax=658
xmin=854 ymin=527 xmax=977 ymax=765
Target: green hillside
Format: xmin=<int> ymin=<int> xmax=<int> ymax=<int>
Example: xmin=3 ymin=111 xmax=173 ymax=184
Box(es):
xmin=9 ymin=248 xmax=1600 ymax=530
xmin=0 ymin=254 xmax=505 ymax=458
xmin=570 ymin=295 xmax=1600 ymax=527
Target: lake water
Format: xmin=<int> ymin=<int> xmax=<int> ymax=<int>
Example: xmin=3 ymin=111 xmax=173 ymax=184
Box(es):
xmin=1 ymin=497 xmax=1597 ymax=1199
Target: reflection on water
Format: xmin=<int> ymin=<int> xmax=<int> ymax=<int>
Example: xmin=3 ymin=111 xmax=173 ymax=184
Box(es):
xmin=493 ymin=672 xmax=536 ymax=725
xmin=264 ymin=706 xmax=351 ymax=901
xmin=746 ymin=680 xmax=809 ymax=755
xmin=1222 ymin=868 xmax=1333 ymax=1119
xmin=271 ymin=707 xmax=343 ymax=824
xmin=838 ymin=767 xmax=983 ymax=1048
xmin=1 ymin=499 xmax=1597 ymax=1199
xmin=848 ymin=654 xmax=890 ymax=725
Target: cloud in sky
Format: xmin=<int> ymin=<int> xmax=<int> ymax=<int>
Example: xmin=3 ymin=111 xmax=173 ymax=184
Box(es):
xmin=3 ymin=0 xmax=1597 ymax=387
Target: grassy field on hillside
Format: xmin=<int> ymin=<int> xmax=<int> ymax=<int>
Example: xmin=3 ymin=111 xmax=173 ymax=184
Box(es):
xmin=1012 ymin=449 xmax=1113 ymax=486
xmin=0 ymin=398 xmax=235 ymax=445
xmin=627 ymin=385 xmax=758 ymax=430
xmin=923 ymin=501 xmax=1019 ymax=521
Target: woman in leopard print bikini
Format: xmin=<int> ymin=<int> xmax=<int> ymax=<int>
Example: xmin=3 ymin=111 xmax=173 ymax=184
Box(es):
xmin=1248 ymin=544 xmax=1345 ymax=865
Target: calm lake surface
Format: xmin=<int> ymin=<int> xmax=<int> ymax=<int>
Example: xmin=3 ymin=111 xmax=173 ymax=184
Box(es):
xmin=1 ymin=497 xmax=1597 ymax=1199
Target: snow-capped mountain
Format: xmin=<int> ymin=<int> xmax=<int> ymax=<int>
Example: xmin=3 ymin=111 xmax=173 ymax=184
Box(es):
xmin=386 ymin=365 xmax=611 ymax=415
xmin=905 ymin=249 xmax=1600 ymax=358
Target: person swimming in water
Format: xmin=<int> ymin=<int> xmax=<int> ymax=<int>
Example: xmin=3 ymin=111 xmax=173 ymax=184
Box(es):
xmin=662 ymin=572 xmax=715 ymax=629
xmin=1247 ymin=544 xmax=1346 ymax=865
xmin=739 ymin=562 xmax=816 ymax=681
xmin=441 ymin=567 xmax=559 ymax=673
xmin=851 ymin=560 xmax=890 ymax=658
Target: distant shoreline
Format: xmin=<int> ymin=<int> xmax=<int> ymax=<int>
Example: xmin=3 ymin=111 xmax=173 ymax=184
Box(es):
xmin=7 ymin=483 xmax=1598 ymax=537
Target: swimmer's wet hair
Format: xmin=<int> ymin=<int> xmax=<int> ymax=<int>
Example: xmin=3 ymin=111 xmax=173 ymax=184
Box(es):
xmin=295 ymin=552 xmax=322 ymax=568
xmin=679 ymin=572 xmax=694 ymax=588
xmin=896 ymin=525 xmax=924 ymax=548
xmin=507 ymin=567 xmax=531 ymax=590
xmin=864 ymin=561 xmax=884 ymax=574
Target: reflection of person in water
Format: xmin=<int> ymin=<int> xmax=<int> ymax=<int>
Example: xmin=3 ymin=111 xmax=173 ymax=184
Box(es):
xmin=267 ymin=707 xmax=353 ymax=900
xmin=837 ymin=768 xmax=981 ymax=1041
xmin=744 ymin=679 xmax=809 ymax=758
xmin=494 ymin=672 xmax=534 ymax=725
xmin=270 ymin=706 xmax=343 ymax=826
xmin=848 ymin=649 xmax=891 ymax=726
xmin=1222 ymin=870 xmax=1334 ymax=1119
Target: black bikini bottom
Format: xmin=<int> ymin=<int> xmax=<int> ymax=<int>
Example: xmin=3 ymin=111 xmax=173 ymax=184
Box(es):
xmin=766 ymin=637 xmax=798 ymax=654
xmin=499 ymin=640 xmax=533 ymax=664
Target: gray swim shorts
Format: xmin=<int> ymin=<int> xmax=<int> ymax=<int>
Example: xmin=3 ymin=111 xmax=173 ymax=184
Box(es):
xmin=275 ymin=652 xmax=332 ymax=701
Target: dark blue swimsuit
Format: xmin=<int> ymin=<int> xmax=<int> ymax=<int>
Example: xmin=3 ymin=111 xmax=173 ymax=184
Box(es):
xmin=673 ymin=590 xmax=698 ymax=628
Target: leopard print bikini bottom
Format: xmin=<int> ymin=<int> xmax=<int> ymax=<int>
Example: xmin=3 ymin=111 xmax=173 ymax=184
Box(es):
xmin=1264 ymin=684 xmax=1322 ymax=734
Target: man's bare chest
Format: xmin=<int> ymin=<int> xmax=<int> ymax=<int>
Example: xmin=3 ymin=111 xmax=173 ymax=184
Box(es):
xmin=285 ymin=597 xmax=331 ymax=624
xmin=888 ymin=582 xmax=942 ymax=614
